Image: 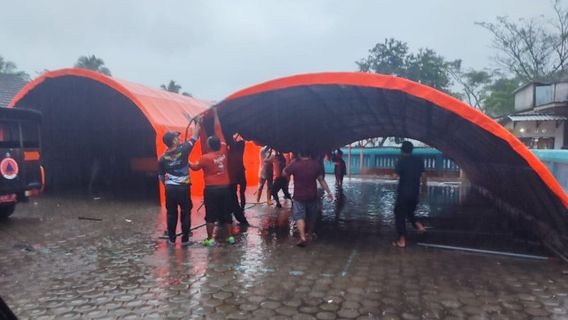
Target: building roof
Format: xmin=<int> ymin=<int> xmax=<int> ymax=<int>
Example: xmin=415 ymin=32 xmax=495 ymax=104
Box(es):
xmin=0 ymin=74 xmax=27 ymax=108
xmin=512 ymin=81 xmax=550 ymax=94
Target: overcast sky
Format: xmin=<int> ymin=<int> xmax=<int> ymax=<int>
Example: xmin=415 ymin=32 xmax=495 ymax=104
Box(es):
xmin=0 ymin=0 xmax=556 ymax=100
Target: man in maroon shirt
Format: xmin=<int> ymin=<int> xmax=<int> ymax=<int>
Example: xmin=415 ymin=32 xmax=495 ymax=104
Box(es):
xmin=283 ymin=151 xmax=333 ymax=247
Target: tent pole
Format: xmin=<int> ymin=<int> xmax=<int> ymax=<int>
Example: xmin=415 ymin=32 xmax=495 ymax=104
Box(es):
xmin=417 ymin=243 xmax=551 ymax=260
xmin=347 ymin=145 xmax=351 ymax=177
xmin=359 ymin=143 xmax=364 ymax=175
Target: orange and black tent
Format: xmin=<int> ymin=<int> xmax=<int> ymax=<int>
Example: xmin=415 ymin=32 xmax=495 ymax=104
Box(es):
xmin=214 ymin=72 xmax=568 ymax=254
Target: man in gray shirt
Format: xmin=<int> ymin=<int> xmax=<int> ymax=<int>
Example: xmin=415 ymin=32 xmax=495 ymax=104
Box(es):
xmin=158 ymin=121 xmax=201 ymax=246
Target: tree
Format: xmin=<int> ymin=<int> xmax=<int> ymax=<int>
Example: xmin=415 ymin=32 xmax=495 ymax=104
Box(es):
xmin=449 ymin=69 xmax=493 ymax=110
xmin=356 ymin=38 xmax=461 ymax=93
xmin=0 ymin=55 xmax=29 ymax=80
xmin=483 ymin=77 xmax=520 ymax=117
xmin=357 ymin=38 xmax=409 ymax=77
xmin=74 ymin=55 xmax=111 ymax=76
xmin=357 ymin=38 xmax=519 ymax=116
xmin=161 ymin=80 xmax=192 ymax=97
xmin=160 ymin=80 xmax=181 ymax=93
xmin=476 ymin=0 xmax=568 ymax=82
xmin=405 ymin=48 xmax=461 ymax=92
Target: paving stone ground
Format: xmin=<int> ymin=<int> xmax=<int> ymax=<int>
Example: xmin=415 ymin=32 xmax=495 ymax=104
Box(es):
xmin=1 ymin=179 xmax=567 ymax=319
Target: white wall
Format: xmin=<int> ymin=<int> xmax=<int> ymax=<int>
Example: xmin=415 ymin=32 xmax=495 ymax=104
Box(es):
xmin=514 ymin=85 xmax=534 ymax=111
xmin=554 ymin=82 xmax=568 ymax=103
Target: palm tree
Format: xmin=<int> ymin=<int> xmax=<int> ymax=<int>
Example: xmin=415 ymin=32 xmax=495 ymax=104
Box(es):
xmin=160 ymin=80 xmax=182 ymax=94
xmin=74 ymin=55 xmax=112 ymax=76
xmin=0 ymin=55 xmax=29 ymax=80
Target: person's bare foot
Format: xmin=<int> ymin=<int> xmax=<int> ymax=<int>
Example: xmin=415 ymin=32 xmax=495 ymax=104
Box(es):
xmin=296 ymin=239 xmax=307 ymax=247
xmin=416 ymin=222 xmax=426 ymax=234
xmin=391 ymin=240 xmax=406 ymax=248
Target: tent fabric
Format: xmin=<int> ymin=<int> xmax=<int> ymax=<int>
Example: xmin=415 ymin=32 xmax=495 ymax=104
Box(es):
xmin=215 ymin=72 xmax=568 ymax=254
xmin=9 ymin=68 xmax=210 ymax=145
xmin=8 ymin=68 xmax=211 ymax=199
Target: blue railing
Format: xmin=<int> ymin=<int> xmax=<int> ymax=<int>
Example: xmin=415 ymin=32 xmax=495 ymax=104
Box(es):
xmin=325 ymin=148 xmax=568 ymax=193
xmin=324 ymin=148 xmax=459 ymax=175
xmin=530 ymin=150 xmax=568 ymax=192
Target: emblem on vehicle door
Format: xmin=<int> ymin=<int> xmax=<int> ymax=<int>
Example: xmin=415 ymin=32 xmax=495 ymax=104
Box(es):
xmin=0 ymin=156 xmax=19 ymax=180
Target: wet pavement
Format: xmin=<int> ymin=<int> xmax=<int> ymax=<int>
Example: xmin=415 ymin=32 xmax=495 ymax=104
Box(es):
xmin=1 ymin=178 xmax=568 ymax=319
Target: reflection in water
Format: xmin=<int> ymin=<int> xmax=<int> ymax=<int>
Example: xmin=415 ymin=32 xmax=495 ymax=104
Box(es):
xmin=317 ymin=177 xmax=546 ymax=254
xmin=244 ymin=176 xmax=546 ymax=255
xmin=148 ymin=177 xmax=548 ymax=292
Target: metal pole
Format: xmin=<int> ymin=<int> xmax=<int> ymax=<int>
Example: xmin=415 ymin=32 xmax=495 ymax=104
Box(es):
xmin=417 ymin=243 xmax=551 ymax=260
xmin=347 ymin=145 xmax=352 ymax=178
xmin=359 ymin=144 xmax=364 ymax=175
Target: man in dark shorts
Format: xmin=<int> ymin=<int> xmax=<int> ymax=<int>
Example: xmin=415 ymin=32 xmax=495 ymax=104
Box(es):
xmin=333 ymin=149 xmax=347 ymax=189
xmin=158 ymin=121 xmax=201 ymax=246
xmin=228 ymin=136 xmax=249 ymax=225
xmin=283 ymin=151 xmax=334 ymax=247
xmin=282 ymin=153 xmax=293 ymax=200
xmin=271 ymin=151 xmax=292 ymax=208
xmin=392 ymin=141 xmax=426 ymax=248
xmin=190 ymin=108 xmax=235 ymax=246
xmin=255 ymin=146 xmax=274 ymax=205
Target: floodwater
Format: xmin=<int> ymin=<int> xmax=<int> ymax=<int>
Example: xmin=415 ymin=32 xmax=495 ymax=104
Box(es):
xmin=1 ymin=177 xmax=567 ymax=319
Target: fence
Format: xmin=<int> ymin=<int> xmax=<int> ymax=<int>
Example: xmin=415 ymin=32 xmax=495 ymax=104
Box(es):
xmin=325 ymin=147 xmax=568 ymax=193
xmin=324 ymin=148 xmax=459 ymax=176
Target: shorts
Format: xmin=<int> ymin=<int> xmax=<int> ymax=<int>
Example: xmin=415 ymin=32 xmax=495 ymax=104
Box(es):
xmin=292 ymin=199 xmax=319 ymax=221
xmin=204 ymin=185 xmax=233 ymax=224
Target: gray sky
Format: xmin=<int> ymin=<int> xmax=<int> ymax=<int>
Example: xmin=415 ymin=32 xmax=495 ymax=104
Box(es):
xmin=0 ymin=0 xmax=555 ymax=100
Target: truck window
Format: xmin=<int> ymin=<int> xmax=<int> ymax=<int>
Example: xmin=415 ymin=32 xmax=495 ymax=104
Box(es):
xmin=21 ymin=121 xmax=40 ymax=148
xmin=0 ymin=122 xmax=20 ymax=148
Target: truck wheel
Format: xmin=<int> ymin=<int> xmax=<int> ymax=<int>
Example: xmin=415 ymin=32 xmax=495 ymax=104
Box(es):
xmin=0 ymin=203 xmax=16 ymax=219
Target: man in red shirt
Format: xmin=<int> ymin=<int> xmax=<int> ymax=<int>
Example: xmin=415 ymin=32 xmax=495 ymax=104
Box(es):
xmin=190 ymin=108 xmax=235 ymax=246
xmin=283 ymin=151 xmax=334 ymax=247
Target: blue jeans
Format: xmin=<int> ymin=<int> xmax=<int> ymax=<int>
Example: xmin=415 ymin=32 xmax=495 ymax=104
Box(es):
xmin=292 ymin=199 xmax=320 ymax=230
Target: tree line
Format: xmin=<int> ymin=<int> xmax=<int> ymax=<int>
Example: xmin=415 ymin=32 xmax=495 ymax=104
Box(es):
xmin=358 ymin=0 xmax=568 ymax=117
xmin=0 ymin=54 xmax=192 ymax=97
xmin=3 ymin=0 xmax=568 ymax=115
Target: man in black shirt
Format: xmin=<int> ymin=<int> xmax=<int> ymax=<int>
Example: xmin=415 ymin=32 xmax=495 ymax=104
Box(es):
xmin=392 ymin=141 xmax=426 ymax=248
xmin=158 ymin=121 xmax=201 ymax=246
xmin=333 ymin=149 xmax=347 ymax=189
xmin=228 ymin=137 xmax=249 ymax=225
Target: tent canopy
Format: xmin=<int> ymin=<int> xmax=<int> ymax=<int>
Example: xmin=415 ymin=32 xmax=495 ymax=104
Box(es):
xmin=9 ymin=68 xmax=210 ymax=198
xmin=10 ymin=68 xmax=209 ymax=145
xmin=215 ymin=72 xmax=568 ymax=254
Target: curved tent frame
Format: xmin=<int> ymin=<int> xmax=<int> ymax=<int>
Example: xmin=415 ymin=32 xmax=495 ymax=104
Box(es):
xmin=215 ymin=72 xmax=568 ymax=254
xmin=9 ymin=68 xmax=210 ymax=199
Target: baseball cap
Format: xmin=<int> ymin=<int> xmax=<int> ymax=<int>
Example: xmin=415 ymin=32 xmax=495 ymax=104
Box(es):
xmin=162 ymin=131 xmax=180 ymax=147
